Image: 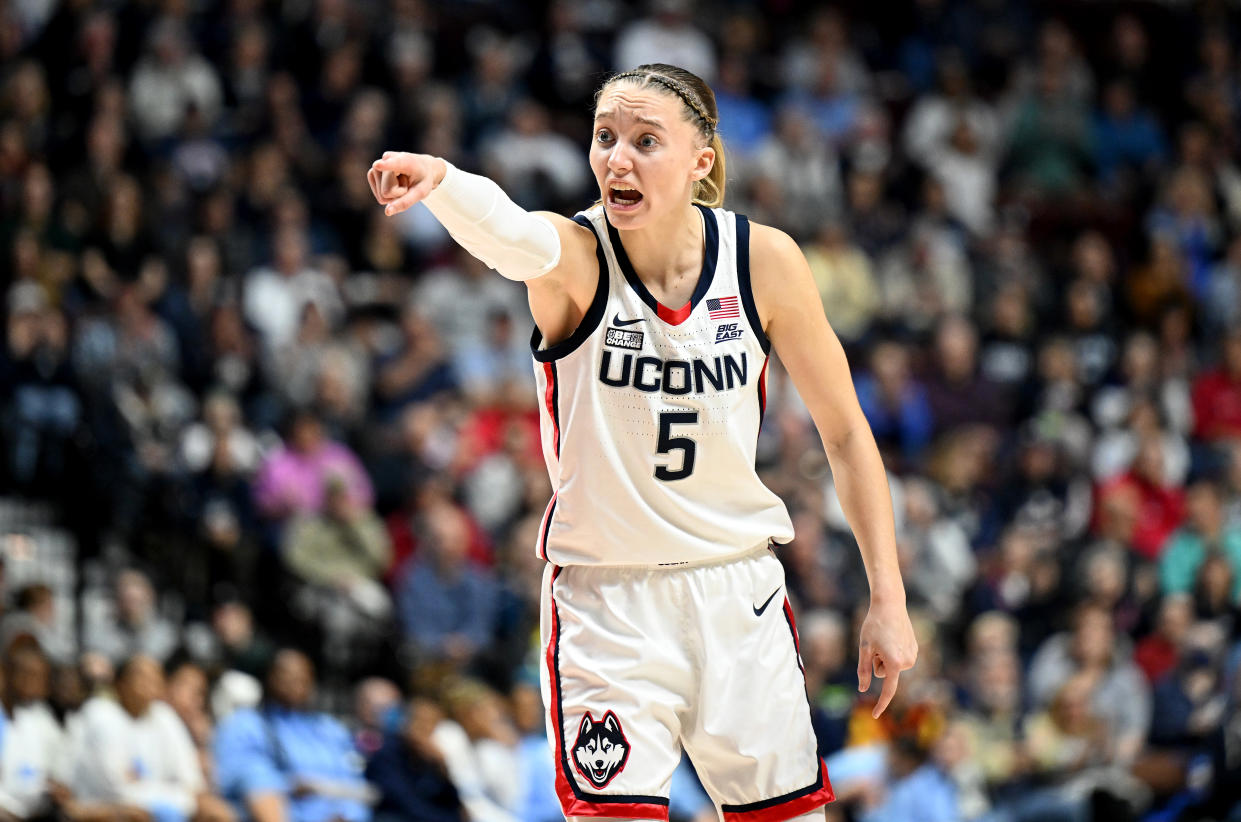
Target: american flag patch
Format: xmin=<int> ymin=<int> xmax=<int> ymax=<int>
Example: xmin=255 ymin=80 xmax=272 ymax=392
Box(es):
xmin=707 ymin=296 xmax=740 ymax=320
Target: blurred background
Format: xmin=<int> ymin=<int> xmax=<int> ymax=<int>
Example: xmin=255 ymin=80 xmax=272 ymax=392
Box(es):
xmin=2 ymin=0 xmax=1241 ymax=820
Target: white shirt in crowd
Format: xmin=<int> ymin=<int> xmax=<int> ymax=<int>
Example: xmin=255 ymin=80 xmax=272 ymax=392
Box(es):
xmin=66 ymin=697 xmax=204 ymax=816
xmin=0 ymin=702 xmax=64 ymax=819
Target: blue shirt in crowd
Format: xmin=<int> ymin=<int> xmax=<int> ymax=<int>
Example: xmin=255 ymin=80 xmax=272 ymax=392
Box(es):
xmin=213 ymin=706 xmax=370 ymax=822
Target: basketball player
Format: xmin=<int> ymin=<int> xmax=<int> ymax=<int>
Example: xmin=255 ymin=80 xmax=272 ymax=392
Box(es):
xmin=368 ymin=64 xmax=917 ymax=822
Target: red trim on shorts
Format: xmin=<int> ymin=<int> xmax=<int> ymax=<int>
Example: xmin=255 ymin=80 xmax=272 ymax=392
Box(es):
xmin=720 ymin=759 xmax=835 ymax=822
xmin=656 ymin=300 xmax=693 ymax=325
xmin=544 ymin=568 xmax=670 ymax=821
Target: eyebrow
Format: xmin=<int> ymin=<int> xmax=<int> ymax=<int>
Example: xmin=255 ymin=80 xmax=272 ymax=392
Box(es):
xmin=594 ymin=109 xmax=665 ymax=129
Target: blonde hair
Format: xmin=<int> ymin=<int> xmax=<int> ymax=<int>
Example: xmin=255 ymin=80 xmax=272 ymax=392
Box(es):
xmin=598 ymin=64 xmax=726 ymax=208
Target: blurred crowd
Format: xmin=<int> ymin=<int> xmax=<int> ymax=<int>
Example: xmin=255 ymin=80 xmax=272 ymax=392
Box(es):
xmin=3 ymin=0 xmax=1241 ymax=819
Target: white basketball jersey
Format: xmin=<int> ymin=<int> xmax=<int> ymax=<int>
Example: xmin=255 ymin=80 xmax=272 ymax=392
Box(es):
xmin=531 ymin=204 xmax=794 ymax=566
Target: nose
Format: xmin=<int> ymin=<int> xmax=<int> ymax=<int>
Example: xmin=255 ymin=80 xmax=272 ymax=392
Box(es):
xmin=607 ymin=143 xmax=632 ymax=174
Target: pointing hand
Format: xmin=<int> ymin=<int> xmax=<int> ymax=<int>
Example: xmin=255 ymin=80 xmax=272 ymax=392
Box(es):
xmin=366 ymin=152 xmax=447 ymax=216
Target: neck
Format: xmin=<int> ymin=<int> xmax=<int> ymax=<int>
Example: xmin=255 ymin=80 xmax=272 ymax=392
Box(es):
xmin=616 ymin=203 xmax=703 ymax=299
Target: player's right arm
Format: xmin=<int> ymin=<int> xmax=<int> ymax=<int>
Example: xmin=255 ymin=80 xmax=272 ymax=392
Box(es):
xmin=366 ymin=152 xmax=598 ymax=346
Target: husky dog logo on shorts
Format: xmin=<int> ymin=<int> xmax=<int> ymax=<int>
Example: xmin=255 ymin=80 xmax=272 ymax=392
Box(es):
xmin=572 ymin=710 xmax=629 ymax=788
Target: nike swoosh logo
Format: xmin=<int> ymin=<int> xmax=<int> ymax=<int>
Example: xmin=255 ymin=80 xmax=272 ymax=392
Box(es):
xmin=612 ymin=313 xmax=643 ymax=327
xmin=753 ymin=588 xmax=780 ymax=616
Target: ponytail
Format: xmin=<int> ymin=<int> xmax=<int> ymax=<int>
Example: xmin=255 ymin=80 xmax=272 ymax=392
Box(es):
xmin=693 ymin=133 xmax=726 ymax=208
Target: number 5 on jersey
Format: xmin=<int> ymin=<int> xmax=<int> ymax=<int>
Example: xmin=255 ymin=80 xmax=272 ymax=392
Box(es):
xmin=655 ymin=411 xmax=697 ymax=481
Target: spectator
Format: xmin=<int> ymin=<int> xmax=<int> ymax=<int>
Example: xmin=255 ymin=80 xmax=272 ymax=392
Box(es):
xmin=253 ymin=411 xmax=373 ymax=524
xmin=1134 ymin=593 xmax=1193 ymax=684
xmin=127 ymin=20 xmax=223 ymax=142
xmin=396 ymin=503 xmax=498 ymax=667
xmin=1095 ymin=434 xmax=1187 ymax=561
xmin=1028 ymin=604 xmax=1151 ymax=765
xmin=281 ymin=476 xmax=393 ymax=657
xmin=1160 ymin=479 xmax=1241 ymax=600
xmin=1006 ymin=62 xmax=1095 ymax=199
xmin=923 ymin=315 xmax=1010 ymax=436
xmin=802 ymin=221 xmax=879 ymax=344
xmin=66 ymin=654 xmax=233 ymax=822
xmin=83 ymin=569 xmax=178 ymax=665
xmin=1093 ymin=79 xmax=1167 ymax=188
xmin=1192 ymin=330 xmax=1241 ymax=443
xmin=853 ymin=340 xmax=934 ymax=463
xmin=242 ymin=228 xmax=341 ymax=353
xmin=0 ymin=582 xmax=74 ymax=663
xmin=0 ymin=644 xmax=64 ymax=820
xmin=614 ymin=0 xmax=716 ymax=82
xmin=365 ymin=697 xmax=462 ymax=822
xmin=213 ymin=649 xmax=373 ymax=822
xmin=432 ymin=679 xmax=521 ymax=822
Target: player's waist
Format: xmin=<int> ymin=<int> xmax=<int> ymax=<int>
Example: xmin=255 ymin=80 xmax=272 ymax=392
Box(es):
xmin=546 ymin=538 xmax=776 ymax=571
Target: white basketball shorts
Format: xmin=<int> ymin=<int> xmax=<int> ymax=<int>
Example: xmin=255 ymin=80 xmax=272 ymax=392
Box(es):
xmin=539 ymin=547 xmax=834 ymax=821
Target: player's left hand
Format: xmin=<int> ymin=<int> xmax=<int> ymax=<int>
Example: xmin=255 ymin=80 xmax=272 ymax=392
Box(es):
xmin=857 ymin=597 xmax=917 ymax=718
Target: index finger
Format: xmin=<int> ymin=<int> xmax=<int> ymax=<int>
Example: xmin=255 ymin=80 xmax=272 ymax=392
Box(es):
xmin=872 ymin=668 xmax=900 ymax=718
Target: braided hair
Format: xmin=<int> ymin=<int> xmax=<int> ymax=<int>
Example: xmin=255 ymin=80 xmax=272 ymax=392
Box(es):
xmin=598 ymin=64 xmax=726 ymax=208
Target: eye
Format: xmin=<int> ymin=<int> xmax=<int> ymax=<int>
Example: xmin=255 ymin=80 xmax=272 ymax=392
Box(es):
xmin=638 ymin=134 xmax=658 ymax=149
xmin=595 ymin=129 xmax=613 ymax=144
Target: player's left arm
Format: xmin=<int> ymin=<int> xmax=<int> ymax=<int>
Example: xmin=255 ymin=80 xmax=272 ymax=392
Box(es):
xmin=749 ymin=222 xmax=918 ymax=718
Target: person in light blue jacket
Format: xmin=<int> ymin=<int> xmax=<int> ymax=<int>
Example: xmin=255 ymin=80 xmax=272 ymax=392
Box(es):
xmin=213 ymin=649 xmax=374 ymax=822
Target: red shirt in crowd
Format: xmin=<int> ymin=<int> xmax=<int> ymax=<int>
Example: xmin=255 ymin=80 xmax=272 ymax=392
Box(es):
xmin=1096 ymin=473 xmax=1187 ymax=561
xmin=1192 ymin=369 xmax=1241 ymax=440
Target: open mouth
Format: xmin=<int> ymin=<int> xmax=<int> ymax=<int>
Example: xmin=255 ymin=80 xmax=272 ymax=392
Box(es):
xmin=593 ymin=767 xmax=608 ymax=781
xmin=607 ymin=183 xmax=643 ymax=209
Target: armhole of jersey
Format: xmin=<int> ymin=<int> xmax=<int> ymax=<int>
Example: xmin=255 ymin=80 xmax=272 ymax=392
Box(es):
xmin=531 ymin=214 xmax=610 ymax=362
xmin=735 ymin=214 xmax=772 ymax=355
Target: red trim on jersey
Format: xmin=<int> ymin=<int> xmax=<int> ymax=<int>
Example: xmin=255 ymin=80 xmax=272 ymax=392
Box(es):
xmin=537 ymin=493 xmax=558 ymax=560
xmin=720 ymin=760 xmax=835 ymax=822
xmin=542 ymin=361 xmax=560 ymax=457
xmin=656 ymin=300 xmax=693 ymax=325
xmin=758 ymin=357 xmax=769 ymax=418
xmin=544 ymin=570 xmax=670 ymax=821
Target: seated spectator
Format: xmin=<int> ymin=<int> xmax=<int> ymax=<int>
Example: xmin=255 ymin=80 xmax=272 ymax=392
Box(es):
xmin=1160 ymin=479 xmax=1241 ymax=600
xmin=83 ymin=569 xmax=178 ymax=665
xmin=65 ymin=654 xmax=233 ymax=822
xmin=165 ymin=658 xmax=214 ymax=778
xmin=432 ymin=679 xmax=521 ymax=822
xmin=1027 ymin=604 xmax=1151 ymax=765
xmin=853 ymin=340 xmax=934 ymax=463
xmin=1093 ymin=79 xmax=1168 ymax=187
xmin=924 ymin=315 xmax=1011 ymax=436
xmin=1094 ymin=434 xmax=1186 ymax=561
xmin=1134 ymin=594 xmax=1193 ymax=683
xmin=365 ymin=697 xmax=463 ymax=822
xmin=0 ymin=643 xmax=64 ymax=820
xmin=798 ymin=610 xmax=855 ymax=758
xmin=352 ymin=678 xmax=401 ymax=759
xmin=213 ymin=649 xmax=373 ymax=822
xmin=253 ymin=411 xmax=373 ymax=525
xmin=190 ymin=598 xmax=275 ymax=681
xmin=371 ymin=305 xmax=456 ymax=424
xmin=0 ymin=582 xmax=74 ymax=663
xmin=396 ymin=503 xmax=498 ymax=667
xmin=282 ymin=476 xmax=393 ymax=646
xmin=1191 ymin=329 xmax=1241 ymax=442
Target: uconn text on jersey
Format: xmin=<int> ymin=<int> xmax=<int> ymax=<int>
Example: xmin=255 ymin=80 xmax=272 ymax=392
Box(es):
xmin=598 ymin=350 xmax=749 ymax=395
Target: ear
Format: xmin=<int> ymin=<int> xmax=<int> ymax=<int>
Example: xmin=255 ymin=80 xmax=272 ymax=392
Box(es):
xmin=604 ymin=712 xmax=620 ymax=734
xmin=580 ymin=715 xmax=594 ymax=734
xmin=690 ymin=143 xmax=715 ymax=182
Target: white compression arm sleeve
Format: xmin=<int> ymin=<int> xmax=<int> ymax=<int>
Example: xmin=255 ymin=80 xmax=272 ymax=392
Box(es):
xmin=421 ymin=161 xmax=561 ymax=281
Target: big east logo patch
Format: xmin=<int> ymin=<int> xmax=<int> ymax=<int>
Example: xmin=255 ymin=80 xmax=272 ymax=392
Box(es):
xmin=572 ymin=710 xmax=629 ymax=788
